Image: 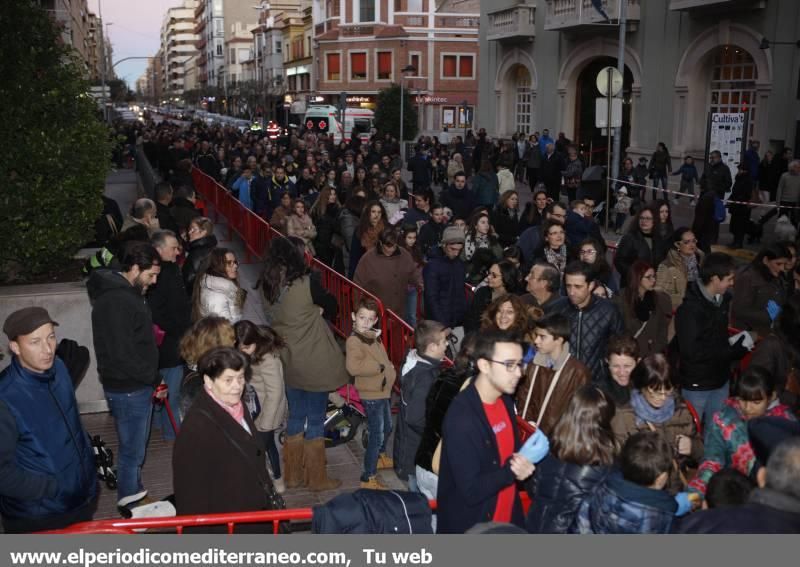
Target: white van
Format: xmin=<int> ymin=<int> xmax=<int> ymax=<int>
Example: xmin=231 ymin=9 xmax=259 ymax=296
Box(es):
xmin=302 ymin=105 xmax=374 ymax=144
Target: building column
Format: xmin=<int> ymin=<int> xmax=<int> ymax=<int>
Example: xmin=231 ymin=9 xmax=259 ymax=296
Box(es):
xmin=629 ymin=85 xmax=642 ymax=151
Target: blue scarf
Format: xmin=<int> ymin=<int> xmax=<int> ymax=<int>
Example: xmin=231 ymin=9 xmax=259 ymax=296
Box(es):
xmin=630 ymin=389 xmax=675 ymax=426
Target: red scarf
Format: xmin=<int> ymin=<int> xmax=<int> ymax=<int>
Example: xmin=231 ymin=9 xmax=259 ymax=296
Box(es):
xmin=204 ymin=384 xmax=246 ymax=428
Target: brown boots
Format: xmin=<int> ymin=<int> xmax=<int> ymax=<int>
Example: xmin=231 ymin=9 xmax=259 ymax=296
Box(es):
xmin=283 ymin=434 xmax=342 ymax=492
xmin=283 ymin=433 xmax=305 ymax=489
xmin=303 ymin=437 xmax=342 ymax=492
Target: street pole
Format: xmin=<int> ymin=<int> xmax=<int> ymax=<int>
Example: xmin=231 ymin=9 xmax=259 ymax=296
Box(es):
xmin=605 ymin=66 xmax=612 ymax=231
xmin=611 ymin=0 xmax=627 ymax=195
xmin=98 ymin=0 xmax=108 ymax=123
xmin=462 ymin=99 xmax=468 ymax=146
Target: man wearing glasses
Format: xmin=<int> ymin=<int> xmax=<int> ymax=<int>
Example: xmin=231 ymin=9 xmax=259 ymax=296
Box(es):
xmin=437 ymin=331 xmax=535 ymax=533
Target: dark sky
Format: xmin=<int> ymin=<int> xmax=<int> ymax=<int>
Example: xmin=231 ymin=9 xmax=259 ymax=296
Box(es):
xmin=89 ymin=0 xmax=183 ymax=89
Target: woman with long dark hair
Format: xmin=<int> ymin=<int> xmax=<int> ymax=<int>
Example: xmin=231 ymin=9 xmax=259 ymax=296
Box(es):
xmin=400 ymin=224 xmax=425 ymax=328
xmin=310 ymin=186 xmax=342 ymax=269
xmin=348 ymin=200 xmax=387 ymax=278
xmin=525 ymin=386 xmax=618 ymax=533
xmin=257 ymin=236 xmax=347 ymax=491
xmin=520 ymin=189 xmax=550 ymax=232
xmin=731 ymin=241 xmax=792 ymax=338
xmin=492 ymin=190 xmax=522 ymax=248
xmin=182 ymin=216 xmax=218 ymax=292
xmin=613 ymin=260 xmax=672 ymax=357
xmin=614 ymin=203 xmax=666 ymax=288
xmin=194 ymin=248 xmax=246 ymax=323
xmin=655 ymin=227 xmax=704 ymax=310
xmin=464 ymin=260 xmax=519 ymax=334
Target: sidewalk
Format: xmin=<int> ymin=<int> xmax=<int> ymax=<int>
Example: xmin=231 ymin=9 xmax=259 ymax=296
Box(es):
xmin=83 ymin=169 xmax=404 ymax=521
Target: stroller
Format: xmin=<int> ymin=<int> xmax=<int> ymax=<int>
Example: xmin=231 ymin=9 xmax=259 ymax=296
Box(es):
xmin=324 ymin=383 xmax=368 ymax=449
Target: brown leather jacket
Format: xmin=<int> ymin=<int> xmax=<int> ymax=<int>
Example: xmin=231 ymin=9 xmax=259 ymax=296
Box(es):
xmin=515 ymin=346 xmax=590 ymax=435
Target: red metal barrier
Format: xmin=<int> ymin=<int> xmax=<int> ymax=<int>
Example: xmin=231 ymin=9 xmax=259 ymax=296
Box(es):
xmin=310 ymin=258 xmax=386 ymax=340
xmin=44 ymin=494 xmax=532 ymax=534
xmin=383 ymin=308 xmax=415 ymax=371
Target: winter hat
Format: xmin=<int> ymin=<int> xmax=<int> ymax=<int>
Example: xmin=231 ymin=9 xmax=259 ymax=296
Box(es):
xmin=617 ymin=186 xmax=628 ymax=195
xmin=441 ymin=226 xmax=465 ymax=245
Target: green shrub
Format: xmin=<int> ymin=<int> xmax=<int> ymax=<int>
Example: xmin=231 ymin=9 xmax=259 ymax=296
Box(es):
xmin=373 ymin=84 xmax=418 ymax=143
xmin=0 ymin=1 xmax=111 ymax=281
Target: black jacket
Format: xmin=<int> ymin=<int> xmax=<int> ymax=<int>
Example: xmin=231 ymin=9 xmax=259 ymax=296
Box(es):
xmin=418 ymin=220 xmax=446 ymax=259
xmin=147 ymin=262 xmax=192 ymax=369
xmin=566 ymin=296 xmax=624 ymax=381
xmin=415 ymin=366 xmax=470 ymax=472
xmin=407 ymin=154 xmax=432 ymax=188
xmin=155 ymin=201 xmax=180 ymax=235
xmin=393 ymin=352 xmax=441 ymax=481
xmin=173 ymin=389 xmax=278 ymax=533
xmin=540 ymin=152 xmax=564 ymax=188
xmin=492 ymin=206 xmax=522 ymax=248
xmin=312 ymin=489 xmax=433 ymax=534
xmin=170 ymin=198 xmax=201 ymax=235
xmin=672 ymin=488 xmax=800 ymax=534
xmin=440 ymin=185 xmax=477 ymax=221
xmin=312 ymin=206 xmax=342 ymax=267
xmin=182 ymin=234 xmax=218 ymax=292
xmin=675 ymin=282 xmax=733 ymax=391
xmin=525 ymin=455 xmax=610 ymax=534
xmin=437 ymin=383 xmax=524 ymax=534
xmin=422 ymin=249 xmax=468 ymax=328
xmin=87 ymin=270 xmax=159 ymax=392
xmin=700 ymin=161 xmax=733 ymax=198
xmin=614 ymin=229 xmax=665 ymax=288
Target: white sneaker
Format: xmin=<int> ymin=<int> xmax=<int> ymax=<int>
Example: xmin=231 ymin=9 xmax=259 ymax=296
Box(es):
xmin=117 ymin=490 xmax=148 ymax=508
xmin=272 ymin=477 xmax=286 ymax=494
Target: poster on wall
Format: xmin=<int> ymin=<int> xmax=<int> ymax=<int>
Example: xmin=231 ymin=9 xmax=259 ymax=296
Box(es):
xmin=706 ymin=112 xmax=748 ymax=176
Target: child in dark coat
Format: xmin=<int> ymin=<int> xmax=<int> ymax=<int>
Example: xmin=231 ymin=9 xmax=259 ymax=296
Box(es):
xmin=576 ymin=431 xmax=689 ymax=533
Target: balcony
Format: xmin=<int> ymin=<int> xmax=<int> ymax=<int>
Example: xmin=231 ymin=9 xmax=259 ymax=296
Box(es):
xmin=435 ymin=16 xmax=480 ymax=29
xmin=340 ymin=24 xmax=374 ymax=37
xmin=395 ymin=14 xmax=426 ymax=27
xmin=487 ymin=5 xmax=536 ymax=43
xmin=544 ymin=0 xmax=640 ymax=31
xmin=669 ymin=0 xmax=765 ymax=10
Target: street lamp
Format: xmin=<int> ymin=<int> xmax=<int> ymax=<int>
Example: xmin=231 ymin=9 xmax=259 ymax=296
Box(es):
xmin=399 ymin=64 xmax=417 ymax=157
xmin=460 ymin=99 xmax=469 ymax=147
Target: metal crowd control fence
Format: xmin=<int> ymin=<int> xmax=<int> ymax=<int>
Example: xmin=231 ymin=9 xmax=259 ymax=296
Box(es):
xmin=44 ymin=495 xmax=532 ymax=534
xmin=134 ymin=144 xmax=161 ymax=199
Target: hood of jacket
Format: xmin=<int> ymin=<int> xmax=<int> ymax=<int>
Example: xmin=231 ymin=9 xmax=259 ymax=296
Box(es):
xmin=201 ymin=273 xmax=238 ymax=297
xmin=87 ymin=269 xmax=137 ymax=301
xmin=188 ymin=234 xmax=218 ymax=252
xmin=401 ymin=349 xmax=439 ymax=377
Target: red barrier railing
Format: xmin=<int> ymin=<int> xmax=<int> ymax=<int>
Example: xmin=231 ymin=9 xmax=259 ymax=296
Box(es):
xmin=44 ymin=494 xmax=532 ymax=534
xmin=383 ymin=308 xmax=415 ymax=372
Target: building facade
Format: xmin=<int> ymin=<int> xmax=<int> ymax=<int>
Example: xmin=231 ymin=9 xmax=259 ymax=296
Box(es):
xmin=160 ymin=0 xmax=199 ymax=99
xmin=479 ymin=0 xmax=800 ymax=164
xmin=313 ymin=0 xmax=481 ymax=137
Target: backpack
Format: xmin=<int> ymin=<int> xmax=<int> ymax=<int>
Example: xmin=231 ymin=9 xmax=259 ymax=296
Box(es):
xmin=713 ymin=196 xmax=726 ymax=223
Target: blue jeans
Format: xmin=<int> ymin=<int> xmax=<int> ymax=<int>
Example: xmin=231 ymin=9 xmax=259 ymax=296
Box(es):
xmin=155 ymin=366 xmax=183 ymax=440
xmin=285 ymin=386 xmax=328 ymax=439
xmin=651 ymin=174 xmax=668 ymax=201
xmin=362 ymin=398 xmax=392 ymax=480
xmin=105 ymin=387 xmax=154 ymax=504
xmin=405 ymin=287 xmax=418 ymax=328
xmin=682 ymin=382 xmax=729 ymax=435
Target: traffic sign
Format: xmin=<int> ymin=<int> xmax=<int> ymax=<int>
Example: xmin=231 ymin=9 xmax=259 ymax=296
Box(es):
xmin=595 ymin=98 xmax=622 ymax=128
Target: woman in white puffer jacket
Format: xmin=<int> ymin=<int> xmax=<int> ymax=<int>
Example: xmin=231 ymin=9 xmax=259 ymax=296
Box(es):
xmin=192 ymin=247 xmax=246 ymax=323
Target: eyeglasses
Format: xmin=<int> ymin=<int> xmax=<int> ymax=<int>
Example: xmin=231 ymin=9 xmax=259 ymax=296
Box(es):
xmin=580 ymin=249 xmax=597 ymax=257
xmin=680 ymin=238 xmax=698 ymax=245
xmin=487 ymin=359 xmax=525 ymax=372
xmin=646 ymin=386 xmax=674 ymax=398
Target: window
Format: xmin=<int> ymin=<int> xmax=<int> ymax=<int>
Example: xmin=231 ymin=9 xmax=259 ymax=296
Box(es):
xmin=229 ymin=48 xmax=236 ymax=64
xmin=275 ymin=40 xmax=282 ymax=53
xmin=359 ymin=0 xmax=375 ymax=22
xmin=216 ymin=42 xmax=223 ymax=56
xmin=327 ymin=52 xmax=341 ymax=81
xmin=331 ymin=1 xmax=340 ymax=17
xmin=351 ymin=52 xmax=367 ymax=80
xmin=514 ymin=66 xmax=532 ymax=135
xmin=377 ymin=51 xmax=392 ymax=80
xmin=409 ymin=53 xmax=421 ymax=75
xmin=442 ymin=106 xmax=472 ymax=129
xmin=213 ymin=19 xmax=223 ymax=34
xmin=709 ymin=46 xmax=757 ymax=138
xmin=442 ymin=54 xmax=474 ymax=79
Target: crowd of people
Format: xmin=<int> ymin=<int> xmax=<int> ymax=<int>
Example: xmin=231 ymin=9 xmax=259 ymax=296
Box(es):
xmin=1 ymin=115 xmax=800 ymax=535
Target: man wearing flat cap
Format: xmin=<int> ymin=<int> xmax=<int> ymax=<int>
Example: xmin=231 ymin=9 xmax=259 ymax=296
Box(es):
xmin=0 ymin=307 xmax=97 ymax=532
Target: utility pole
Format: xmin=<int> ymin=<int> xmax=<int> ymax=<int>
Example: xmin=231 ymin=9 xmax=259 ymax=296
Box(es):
xmin=98 ymin=0 xmax=108 ymax=123
xmin=611 ymin=1 xmax=627 ymax=192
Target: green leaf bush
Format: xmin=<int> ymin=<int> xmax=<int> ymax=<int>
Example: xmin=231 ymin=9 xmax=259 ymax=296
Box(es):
xmin=0 ymin=1 xmax=111 ymax=281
